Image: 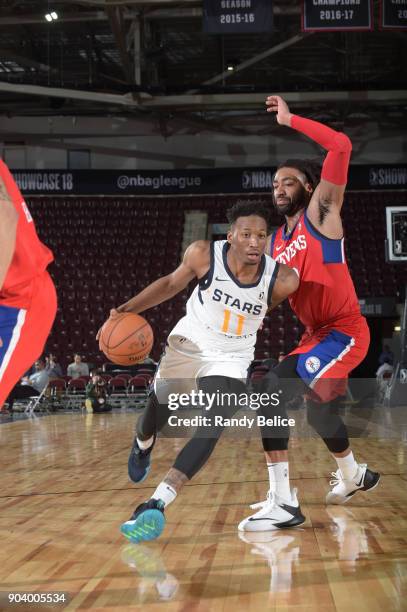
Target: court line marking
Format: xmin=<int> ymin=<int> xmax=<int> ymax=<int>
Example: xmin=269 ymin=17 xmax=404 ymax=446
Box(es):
xmin=0 ymin=473 xmax=401 ymax=500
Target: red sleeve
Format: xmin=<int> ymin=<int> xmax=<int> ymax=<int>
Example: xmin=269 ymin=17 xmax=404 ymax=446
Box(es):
xmin=290 ymin=115 xmax=352 ymax=185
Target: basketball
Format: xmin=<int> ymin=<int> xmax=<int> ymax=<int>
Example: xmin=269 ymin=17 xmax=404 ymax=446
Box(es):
xmin=99 ymin=312 xmax=154 ymax=365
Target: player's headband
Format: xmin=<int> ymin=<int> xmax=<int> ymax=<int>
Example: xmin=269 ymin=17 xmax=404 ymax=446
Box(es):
xmin=272 ymin=170 xmax=309 ymax=188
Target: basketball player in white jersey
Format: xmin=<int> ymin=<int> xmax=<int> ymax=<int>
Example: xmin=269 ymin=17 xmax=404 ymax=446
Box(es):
xmin=101 ymin=202 xmax=299 ymax=543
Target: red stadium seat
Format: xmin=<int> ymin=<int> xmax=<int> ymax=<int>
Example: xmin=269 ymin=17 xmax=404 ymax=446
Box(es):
xmin=33 ymin=191 xmax=407 ymax=366
xmin=67 ymin=379 xmax=86 ymax=392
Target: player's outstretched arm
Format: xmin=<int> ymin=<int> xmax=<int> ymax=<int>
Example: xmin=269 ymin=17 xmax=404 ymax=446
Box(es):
xmin=266 ymin=94 xmax=351 ymax=232
xmin=269 ymin=264 xmax=299 ymax=309
xmin=114 ymin=241 xmax=210 ymax=317
xmin=0 ymin=179 xmax=19 ymax=290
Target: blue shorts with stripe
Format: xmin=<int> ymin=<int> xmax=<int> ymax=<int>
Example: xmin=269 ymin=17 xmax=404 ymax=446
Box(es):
xmin=296 ymin=329 xmax=355 ymax=387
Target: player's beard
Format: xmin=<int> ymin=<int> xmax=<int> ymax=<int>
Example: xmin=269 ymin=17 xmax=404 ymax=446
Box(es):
xmin=273 ymin=186 xmax=310 ymax=217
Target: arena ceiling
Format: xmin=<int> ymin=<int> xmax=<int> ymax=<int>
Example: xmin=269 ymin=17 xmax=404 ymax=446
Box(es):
xmin=0 ymin=0 xmax=406 ymax=134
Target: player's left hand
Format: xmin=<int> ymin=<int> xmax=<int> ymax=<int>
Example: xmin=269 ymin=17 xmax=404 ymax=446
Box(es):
xmin=266 ymin=95 xmax=292 ymax=126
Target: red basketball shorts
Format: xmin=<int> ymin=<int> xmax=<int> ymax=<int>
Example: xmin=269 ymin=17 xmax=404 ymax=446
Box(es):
xmin=0 ymin=271 xmax=57 ymax=409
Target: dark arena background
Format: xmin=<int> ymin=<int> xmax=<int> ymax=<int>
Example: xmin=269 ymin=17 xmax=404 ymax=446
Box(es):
xmin=0 ymin=1 xmax=406 ymax=611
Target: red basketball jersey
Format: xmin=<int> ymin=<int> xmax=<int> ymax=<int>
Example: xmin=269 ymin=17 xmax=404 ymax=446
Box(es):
xmin=271 ymin=211 xmax=361 ymax=331
xmin=0 ymin=160 xmax=53 ymax=308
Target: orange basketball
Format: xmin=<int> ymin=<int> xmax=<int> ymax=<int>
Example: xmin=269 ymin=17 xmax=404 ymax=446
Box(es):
xmin=99 ymin=312 xmax=154 ymax=365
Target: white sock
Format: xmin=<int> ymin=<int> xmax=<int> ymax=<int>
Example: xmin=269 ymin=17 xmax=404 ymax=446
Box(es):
xmin=334 ymin=451 xmax=358 ymax=480
xmin=137 ymin=436 xmax=154 ymax=450
xmin=267 ymin=462 xmax=291 ymax=501
xmin=151 ymin=482 xmax=177 ymax=507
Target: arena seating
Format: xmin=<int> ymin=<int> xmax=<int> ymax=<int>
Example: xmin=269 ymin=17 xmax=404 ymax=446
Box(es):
xmin=28 ymin=191 xmax=407 ymax=369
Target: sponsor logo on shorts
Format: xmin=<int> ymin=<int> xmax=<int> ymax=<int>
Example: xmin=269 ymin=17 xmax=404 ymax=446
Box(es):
xmin=305 ymin=356 xmax=321 ymax=374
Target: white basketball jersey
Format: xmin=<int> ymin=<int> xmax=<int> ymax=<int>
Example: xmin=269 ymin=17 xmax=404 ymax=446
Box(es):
xmin=170 ymin=240 xmax=279 ymax=352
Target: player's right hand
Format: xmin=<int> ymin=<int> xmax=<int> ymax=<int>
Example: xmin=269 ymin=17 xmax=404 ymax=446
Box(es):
xmin=265 ymin=95 xmax=292 ymax=126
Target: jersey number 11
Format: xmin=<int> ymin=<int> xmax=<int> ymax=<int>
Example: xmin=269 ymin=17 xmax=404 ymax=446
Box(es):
xmin=221 ymin=309 xmax=245 ymax=335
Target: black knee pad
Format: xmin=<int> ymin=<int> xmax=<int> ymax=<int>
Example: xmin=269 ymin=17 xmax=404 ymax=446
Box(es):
xmin=261 ymin=436 xmax=289 ymax=452
xmin=173 ymin=437 xmax=219 ymax=480
xmin=307 ymin=399 xmax=349 ymax=453
xmin=198 ymin=375 xmax=247 ymax=421
xmin=252 ymin=354 xmax=306 ymax=404
xmin=258 ymin=394 xmax=290 ymax=452
xmin=256 ymin=356 xmax=304 ymax=452
xmin=170 ymin=376 xmax=246 ymax=481
xmin=136 ymin=389 xmax=170 ymax=440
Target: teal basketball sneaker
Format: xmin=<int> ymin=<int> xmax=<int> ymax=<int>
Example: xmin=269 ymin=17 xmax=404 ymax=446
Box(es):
xmin=120 ymin=499 xmax=165 ymax=543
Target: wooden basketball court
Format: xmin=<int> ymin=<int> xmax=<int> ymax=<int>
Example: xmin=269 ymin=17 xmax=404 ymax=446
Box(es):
xmin=0 ymin=410 xmax=405 ymax=611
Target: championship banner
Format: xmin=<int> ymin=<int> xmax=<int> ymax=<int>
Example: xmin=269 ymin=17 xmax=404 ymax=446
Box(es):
xmin=302 ymin=0 xmax=373 ymax=32
xmin=380 ymin=0 xmax=407 ymax=30
xmin=203 ymin=0 xmax=273 ymax=34
xmin=12 ymin=165 xmax=407 ymax=195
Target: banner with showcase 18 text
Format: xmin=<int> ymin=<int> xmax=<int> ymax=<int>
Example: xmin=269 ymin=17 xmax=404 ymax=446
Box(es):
xmin=12 ymin=164 xmax=407 ymax=196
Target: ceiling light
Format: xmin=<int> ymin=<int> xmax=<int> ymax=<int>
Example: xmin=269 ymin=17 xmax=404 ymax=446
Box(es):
xmin=227 ymin=65 xmax=235 ymax=72
xmin=45 ymin=11 xmax=58 ymax=22
xmin=394 ymin=326 xmax=401 ymax=331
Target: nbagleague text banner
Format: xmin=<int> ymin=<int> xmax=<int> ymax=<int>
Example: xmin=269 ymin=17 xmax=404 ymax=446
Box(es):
xmin=12 ymin=165 xmax=407 ymax=195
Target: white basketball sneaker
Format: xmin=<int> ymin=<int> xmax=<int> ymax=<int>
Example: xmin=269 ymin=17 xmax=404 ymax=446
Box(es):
xmin=326 ymin=463 xmax=380 ymax=505
xmin=238 ymin=488 xmax=305 ymax=532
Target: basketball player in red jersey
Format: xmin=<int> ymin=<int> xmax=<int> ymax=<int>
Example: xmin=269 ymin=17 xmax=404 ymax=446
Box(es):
xmin=0 ymin=160 xmax=57 ymax=412
xmin=239 ymin=96 xmax=379 ymax=532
